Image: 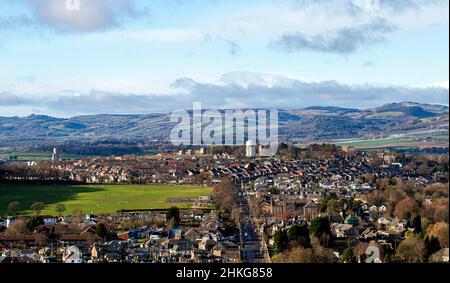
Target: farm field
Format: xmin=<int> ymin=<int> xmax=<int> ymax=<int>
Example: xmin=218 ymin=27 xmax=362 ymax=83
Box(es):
xmin=335 ymin=138 xmax=449 ymax=150
xmin=0 ymin=184 xmax=212 ymax=216
xmin=335 ymin=138 xmax=414 ymax=148
xmin=0 ymin=152 xmax=88 ymax=161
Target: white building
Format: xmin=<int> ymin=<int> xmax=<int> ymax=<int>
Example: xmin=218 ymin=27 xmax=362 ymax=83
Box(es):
xmin=51 ymin=147 xmax=60 ymax=161
xmin=6 ymin=217 xmax=16 ymax=228
xmin=246 ymin=140 xmax=256 ymax=158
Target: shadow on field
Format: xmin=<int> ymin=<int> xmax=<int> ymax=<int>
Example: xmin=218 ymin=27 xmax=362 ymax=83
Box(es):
xmin=0 ymin=184 xmax=106 ymax=216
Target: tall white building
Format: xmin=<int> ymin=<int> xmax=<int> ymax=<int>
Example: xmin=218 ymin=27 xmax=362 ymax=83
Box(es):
xmin=246 ymin=140 xmax=256 ymax=158
xmin=51 ymin=147 xmax=60 ymax=161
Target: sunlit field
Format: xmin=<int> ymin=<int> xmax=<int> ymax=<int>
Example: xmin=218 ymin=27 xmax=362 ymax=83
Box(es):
xmin=0 ymin=184 xmax=212 ymax=216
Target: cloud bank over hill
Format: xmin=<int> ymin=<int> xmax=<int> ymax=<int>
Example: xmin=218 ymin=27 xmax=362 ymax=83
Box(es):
xmin=1 ymin=72 xmax=448 ymax=117
xmin=0 ymin=1 xmax=447 ymax=117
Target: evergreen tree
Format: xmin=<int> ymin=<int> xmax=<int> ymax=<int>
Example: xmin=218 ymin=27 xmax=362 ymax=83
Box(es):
xmin=288 ymin=224 xmax=311 ymax=248
xmin=274 ymin=229 xmax=289 ymax=253
xmin=96 ymin=223 xmax=108 ymax=240
xmin=310 ymin=216 xmax=332 ymax=246
xmin=424 ymin=236 xmax=441 ymax=260
xmin=26 ymin=216 xmax=44 ymax=232
xmin=166 ymin=206 xmax=181 ymax=227
xmin=411 ymin=214 xmax=422 ymax=233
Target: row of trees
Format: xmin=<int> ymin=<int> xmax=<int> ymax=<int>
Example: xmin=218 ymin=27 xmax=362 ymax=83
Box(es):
xmin=395 ymin=234 xmax=444 ymax=263
xmin=273 ymin=221 xmax=336 ymax=263
xmin=274 ymin=217 xmax=333 ymax=251
xmin=273 ymin=216 xmax=335 ymax=263
xmin=360 ymin=178 xmax=449 ymax=231
xmin=273 ymin=214 xmax=448 ymax=263
xmin=211 ymin=178 xmax=237 ymax=214
xmin=211 ymin=178 xmax=239 ymax=236
xmin=0 ymin=163 xmax=73 ymax=182
xmin=7 ymin=201 xmax=48 ymax=216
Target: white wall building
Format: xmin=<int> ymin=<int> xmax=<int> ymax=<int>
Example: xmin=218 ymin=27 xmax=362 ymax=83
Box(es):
xmin=246 ymin=140 xmax=256 ymax=158
xmin=51 ymin=147 xmax=60 ymax=161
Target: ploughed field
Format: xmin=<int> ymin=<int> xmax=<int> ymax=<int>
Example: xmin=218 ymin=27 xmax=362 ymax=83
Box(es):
xmin=0 ymin=184 xmax=212 ymax=215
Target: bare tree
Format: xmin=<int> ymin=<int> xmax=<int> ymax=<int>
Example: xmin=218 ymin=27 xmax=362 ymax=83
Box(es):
xmin=73 ymin=208 xmax=83 ymax=219
xmin=212 ymin=178 xmax=236 ymax=213
xmin=55 ymin=204 xmax=67 ymax=216
xmin=395 ymin=238 xmax=426 ymax=263
xmin=7 ymin=201 xmax=21 ymax=216
xmin=273 ymin=247 xmax=315 ymax=263
xmin=427 ymin=222 xmax=449 ymax=248
xmin=394 ymin=197 xmax=418 ymax=219
xmin=31 ymin=202 xmax=45 ymax=216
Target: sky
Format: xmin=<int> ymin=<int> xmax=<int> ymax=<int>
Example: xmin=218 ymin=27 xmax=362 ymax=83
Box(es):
xmin=0 ymin=0 xmax=448 ymax=117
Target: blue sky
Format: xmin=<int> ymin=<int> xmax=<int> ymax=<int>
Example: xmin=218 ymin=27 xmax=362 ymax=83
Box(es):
xmin=0 ymin=0 xmax=448 ymax=116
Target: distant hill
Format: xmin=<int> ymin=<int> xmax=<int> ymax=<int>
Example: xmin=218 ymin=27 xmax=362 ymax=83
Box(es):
xmin=0 ymin=102 xmax=448 ymax=144
xmin=372 ymin=102 xmax=439 ymax=118
xmin=303 ymin=106 xmax=360 ymax=113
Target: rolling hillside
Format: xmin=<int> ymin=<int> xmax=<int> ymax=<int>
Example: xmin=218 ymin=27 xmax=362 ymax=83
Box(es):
xmin=0 ymin=102 xmax=448 ymax=144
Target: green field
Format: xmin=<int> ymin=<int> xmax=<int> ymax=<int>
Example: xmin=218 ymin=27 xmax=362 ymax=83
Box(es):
xmin=0 ymin=184 xmax=212 ymax=216
xmin=335 ymin=138 xmax=413 ymax=148
xmin=0 ymin=152 xmax=88 ymax=161
xmin=433 ymin=134 xmax=449 ymax=143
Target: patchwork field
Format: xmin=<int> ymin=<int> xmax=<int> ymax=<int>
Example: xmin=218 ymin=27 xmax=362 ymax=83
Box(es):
xmin=335 ymin=138 xmax=414 ymax=148
xmin=335 ymin=138 xmax=449 ymax=149
xmin=0 ymin=184 xmax=212 ymax=216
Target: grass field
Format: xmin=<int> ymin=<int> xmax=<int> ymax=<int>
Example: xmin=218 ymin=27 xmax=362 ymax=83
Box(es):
xmin=336 ymin=137 xmax=449 ymax=149
xmin=0 ymin=184 xmax=212 ymax=216
xmin=0 ymin=152 xmax=88 ymax=161
xmin=335 ymin=138 xmax=413 ymax=148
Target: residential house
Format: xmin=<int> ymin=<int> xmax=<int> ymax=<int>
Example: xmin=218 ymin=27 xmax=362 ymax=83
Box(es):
xmin=304 ymin=201 xmax=319 ymax=220
xmin=43 ymin=217 xmax=58 ymax=226
xmin=212 ymin=241 xmax=241 ymax=263
xmin=170 ymin=239 xmax=194 ymax=256
xmin=168 ymin=228 xmax=183 ymax=240
xmin=260 ymin=201 xmax=272 ymax=215
xmin=199 ymin=238 xmax=217 ymax=251
xmin=330 ymin=223 xmax=360 ymax=238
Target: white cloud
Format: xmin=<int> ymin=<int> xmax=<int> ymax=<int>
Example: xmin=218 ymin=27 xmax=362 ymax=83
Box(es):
xmin=433 ymin=81 xmax=450 ymax=89
xmin=202 ymin=0 xmax=448 ymax=55
xmin=25 ymin=0 xmax=145 ymax=32
xmin=273 ymin=18 xmax=396 ymax=54
xmin=97 ymin=28 xmax=203 ymax=43
xmin=2 ymin=72 xmax=448 ymax=116
xmin=0 ymin=91 xmax=31 ymax=106
xmin=220 ymin=72 xmax=297 ymax=88
xmin=415 ymin=81 xmax=450 ymax=89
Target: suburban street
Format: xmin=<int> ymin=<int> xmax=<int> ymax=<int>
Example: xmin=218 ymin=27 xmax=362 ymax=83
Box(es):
xmin=235 ymin=184 xmax=266 ymax=263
